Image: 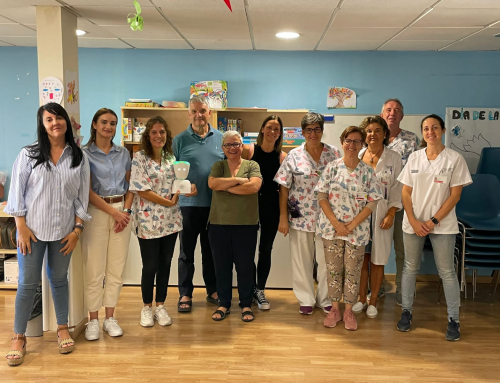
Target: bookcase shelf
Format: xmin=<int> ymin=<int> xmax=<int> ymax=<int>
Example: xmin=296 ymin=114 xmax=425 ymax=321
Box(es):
xmin=121 ymin=107 xmax=308 ymax=154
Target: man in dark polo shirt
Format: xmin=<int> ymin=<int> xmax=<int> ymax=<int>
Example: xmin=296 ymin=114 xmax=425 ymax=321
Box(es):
xmin=173 ymin=95 xmax=224 ymax=312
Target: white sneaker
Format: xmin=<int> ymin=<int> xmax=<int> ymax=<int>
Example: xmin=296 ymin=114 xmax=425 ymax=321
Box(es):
xmin=103 ymin=317 xmax=123 ymax=337
xmin=85 ymin=319 xmax=100 ymax=341
xmin=140 ymin=306 xmax=154 ymax=327
xmin=352 ymin=302 xmax=368 ymax=314
xmin=366 ymin=305 xmax=378 ymax=318
xmin=154 ymin=305 xmax=172 ymax=326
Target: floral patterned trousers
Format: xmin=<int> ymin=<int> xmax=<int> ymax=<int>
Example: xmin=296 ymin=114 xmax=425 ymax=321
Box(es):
xmin=322 ymin=238 xmax=365 ymax=305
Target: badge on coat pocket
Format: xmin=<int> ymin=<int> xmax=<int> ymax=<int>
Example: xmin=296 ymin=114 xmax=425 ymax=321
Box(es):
xmin=434 ymin=175 xmax=447 ymax=184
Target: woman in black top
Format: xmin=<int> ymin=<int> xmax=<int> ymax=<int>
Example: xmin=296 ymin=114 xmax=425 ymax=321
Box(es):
xmin=242 ymin=115 xmax=286 ymax=310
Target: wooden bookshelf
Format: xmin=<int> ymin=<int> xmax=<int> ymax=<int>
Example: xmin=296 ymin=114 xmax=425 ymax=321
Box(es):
xmin=121 ymin=107 xmax=308 ymax=154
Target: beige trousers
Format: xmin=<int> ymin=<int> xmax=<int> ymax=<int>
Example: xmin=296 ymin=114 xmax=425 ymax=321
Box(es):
xmin=289 ymin=228 xmax=330 ymax=308
xmin=322 ymin=238 xmax=365 ymax=305
xmin=81 ymin=202 xmax=132 ymax=312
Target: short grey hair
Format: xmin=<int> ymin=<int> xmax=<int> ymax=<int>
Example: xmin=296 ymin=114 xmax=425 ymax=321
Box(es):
xmin=301 ymin=112 xmax=325 ymax=130
xmin=222 ymin=130 xmax=242 ymax=144
xmin=189 ymin=94 xmax=210 ymax=108
xmin=381 ymin=98 xmax=404 ymax=114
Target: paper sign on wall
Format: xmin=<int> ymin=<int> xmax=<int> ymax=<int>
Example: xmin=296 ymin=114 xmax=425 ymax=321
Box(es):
xmin=65 ymin=70 xmax=80 ymax=114
xmin=39 ymin=76 xmax=64 ymax=105
xmin=445 ymin=107 xmax=500 ymax=173
xmin=327 ymin=87 xmax=356 ymax=109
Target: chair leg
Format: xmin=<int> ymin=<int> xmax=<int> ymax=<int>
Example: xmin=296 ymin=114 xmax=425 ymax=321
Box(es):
xmin=473 ymin=269 xmax=477 ymax=299
xmin=464 ymin=270 xmax=468 ymax=299
xmin=491 ymin=270 xmax=500 ymax=303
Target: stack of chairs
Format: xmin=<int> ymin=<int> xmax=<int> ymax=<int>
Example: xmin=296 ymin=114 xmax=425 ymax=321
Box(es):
xmin=455 ymin=171 xmax=500 ymax=300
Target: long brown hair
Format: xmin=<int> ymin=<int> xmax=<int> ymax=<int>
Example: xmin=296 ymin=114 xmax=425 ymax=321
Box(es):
xmin=140 ymin=116 xmax=173 ymax=160
xmin=256 ymin=115 xmax=283 ymax=153
xmin=84 ymin=108 xmax=118 ymax=147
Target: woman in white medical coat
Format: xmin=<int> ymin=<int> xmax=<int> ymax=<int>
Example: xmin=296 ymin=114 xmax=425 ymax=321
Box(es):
xmin=353 ymin=116 xmax=402 ymax=319
xmin=396 ymin=114 xmax=472 ymax=342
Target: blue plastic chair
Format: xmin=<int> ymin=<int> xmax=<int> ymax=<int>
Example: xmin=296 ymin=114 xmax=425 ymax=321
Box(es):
xmin=477 ymin=147 xmax=500 ymax=181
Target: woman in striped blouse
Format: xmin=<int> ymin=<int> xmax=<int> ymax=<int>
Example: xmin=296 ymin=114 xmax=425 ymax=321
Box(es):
xmin=5 ymin=103 xmax=91 ymax=366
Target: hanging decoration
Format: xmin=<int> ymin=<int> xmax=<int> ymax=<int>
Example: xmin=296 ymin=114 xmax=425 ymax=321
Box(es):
xmin=327 ymin=87 xmax=357 ymax=109
xmin=223 ymin=0 xmax=232 ymax=12
xmin=127 ymin=0 xmax=144 ymax=31
xmin=39 ymin=76 xmax=64 ymax=105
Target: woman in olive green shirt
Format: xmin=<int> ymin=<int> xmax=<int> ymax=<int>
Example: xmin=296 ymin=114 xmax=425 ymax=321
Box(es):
xmin=208 ymin=131 xmax=262 ymax=322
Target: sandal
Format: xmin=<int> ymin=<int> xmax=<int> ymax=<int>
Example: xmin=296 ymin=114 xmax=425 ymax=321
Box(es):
xmin=241 ymin=310 xmax=254 ymax=322
xmin=178 ymin=297 xmax=193 ymax=312
xmin=212 ymin=308 xmax=230 ymax=321
xmin=57 ymin=325 xmax=75 ymax=354
xmin=206 ymin=295 xmax=220 ymax=306
xmin=5 ymin=334 xmax=27 ymax=366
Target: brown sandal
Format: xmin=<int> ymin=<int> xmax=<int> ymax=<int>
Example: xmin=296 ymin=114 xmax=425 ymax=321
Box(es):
xmin=6 ymin=334 xmax=27 ymax=366
xmin=57 ymin=325 xmax=75 ymax=354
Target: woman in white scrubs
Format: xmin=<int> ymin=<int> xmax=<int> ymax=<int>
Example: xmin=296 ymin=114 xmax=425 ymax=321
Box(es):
xmin=354 ymin=116 xmax=402 ymax=319
xmin=396 ymin=114 xmax=472 ymax=341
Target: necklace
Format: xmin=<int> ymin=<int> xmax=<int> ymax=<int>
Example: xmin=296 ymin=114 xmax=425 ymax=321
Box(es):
xmin=367 ymin=147 xmax=384 ymax=163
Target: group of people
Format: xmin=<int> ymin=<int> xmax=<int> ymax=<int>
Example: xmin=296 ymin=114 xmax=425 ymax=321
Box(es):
xmin=5 ymin=95 xmax=472 ymax=366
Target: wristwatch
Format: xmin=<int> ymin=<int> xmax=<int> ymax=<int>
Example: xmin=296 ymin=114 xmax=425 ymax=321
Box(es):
xmin=123 ymin=208 xmax=132 ymax=215
xmin=431 ymin=216 xmax=439 ymax=225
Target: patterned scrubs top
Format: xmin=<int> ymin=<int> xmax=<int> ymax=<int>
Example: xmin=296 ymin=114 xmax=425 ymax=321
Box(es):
xmin=315 ymin=158 xmax=384 ymax=246
xmin=274 ymin=142 xmax=341 ymax=232
xmin=129 ymin=150 xmax=182 ymax=239
xmin=387 ymin=129 xmax=420 ymax=166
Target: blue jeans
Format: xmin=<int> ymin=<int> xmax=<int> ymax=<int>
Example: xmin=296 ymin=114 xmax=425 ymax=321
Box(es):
xmin=402 ymin=233 xmax=459 ymax=321
xmin=14 ymin=238 xmax=73 ymax=334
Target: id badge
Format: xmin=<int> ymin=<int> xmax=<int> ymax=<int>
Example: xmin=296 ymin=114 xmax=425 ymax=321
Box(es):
xmin=356 ymin=192 xmax=367 ymax=201
xmin=434 ymin=175 xmax=447 ymax=184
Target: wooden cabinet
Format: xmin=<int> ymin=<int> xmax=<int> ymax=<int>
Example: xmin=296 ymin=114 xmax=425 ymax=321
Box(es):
xmin=120 ymin=107 xmax=308 ymax=155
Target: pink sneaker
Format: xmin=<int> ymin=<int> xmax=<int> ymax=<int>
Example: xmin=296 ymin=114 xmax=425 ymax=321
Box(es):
xmin=323 ymin=307 xmax=342 ymax=328
xmin=343 ymin=310 xmax=358 ymax=331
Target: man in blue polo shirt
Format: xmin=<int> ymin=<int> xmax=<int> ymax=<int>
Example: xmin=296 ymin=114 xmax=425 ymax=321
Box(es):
xmin=173 ymin=95 xmax=224 ymax=312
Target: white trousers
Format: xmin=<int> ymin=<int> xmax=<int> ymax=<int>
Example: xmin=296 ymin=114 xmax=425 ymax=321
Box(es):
xmin=81 ymin=202 xmax=132 ymax=312
xmin=289 ymin=228 xmax=329 ymax=308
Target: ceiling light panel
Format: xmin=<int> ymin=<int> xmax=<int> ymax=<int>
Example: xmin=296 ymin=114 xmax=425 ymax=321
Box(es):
xmin=378 ymin=40 xmax=455 ymax=51
xmin=0 ymin=6 xmax=36 ymax=24
xmin=436 ymin=0 xmax=500 ymax=9
xmin=0 ymin=24 xmax=36 ymax=37
xmin=153 ymin=0 xmax=251 ymax=42
xmin=250 ymin=0 xmax=339 ymax=50
xmin=413 ymin=8 xmax=500 ymax=27
xmin=333 ymin=0 xmax=438 ymax=28
xmin=394 ymin=27 xmax=482 ymax=41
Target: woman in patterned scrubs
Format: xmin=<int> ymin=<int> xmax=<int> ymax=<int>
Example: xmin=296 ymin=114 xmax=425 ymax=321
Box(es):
xmin=274 ymin=113 xmax=341 ymax=315
xmin=129 ymin=116 xmax=195 ymax=328
xmin=315 ymin=126 xmax=383 ymax=331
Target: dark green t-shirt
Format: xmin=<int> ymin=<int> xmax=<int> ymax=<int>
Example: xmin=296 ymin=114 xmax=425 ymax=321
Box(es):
xmin=209 ymin=159 xmax=262 ymax=225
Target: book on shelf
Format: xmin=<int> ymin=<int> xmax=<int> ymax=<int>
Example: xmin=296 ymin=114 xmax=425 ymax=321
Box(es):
xmin=125 ymin=101 xmax=160 ymax=107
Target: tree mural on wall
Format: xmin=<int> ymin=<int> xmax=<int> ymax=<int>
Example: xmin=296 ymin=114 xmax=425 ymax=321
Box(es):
xmin=328 ymin=87 xmax=356 ymax=109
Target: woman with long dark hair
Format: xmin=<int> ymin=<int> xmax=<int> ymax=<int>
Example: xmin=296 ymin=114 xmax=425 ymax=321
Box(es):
xmin=81 ymin=108 xmax=133 ymax=341
xmin=5 ymin=103 xmax=90 ymax=366
xmin=242 ymin=115 xmax=286 ymax=310
xmin=130 ymin=116 xmax=195 ymax=327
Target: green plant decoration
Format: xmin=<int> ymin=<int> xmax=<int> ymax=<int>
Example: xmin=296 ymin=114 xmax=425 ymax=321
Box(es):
xmin=127 ymin=0 xmax=144 ymax=31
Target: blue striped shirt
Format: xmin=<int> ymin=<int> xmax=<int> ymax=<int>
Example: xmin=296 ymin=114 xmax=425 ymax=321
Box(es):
xmin=5 ymin=144 xmax=91 ymax=241
xmin=83 ymin=143 xmax=131 ymax=196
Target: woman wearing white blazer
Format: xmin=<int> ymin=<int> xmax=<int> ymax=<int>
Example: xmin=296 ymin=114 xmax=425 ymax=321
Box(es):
xmin=353 ymin=116 xmax=403 ymax=319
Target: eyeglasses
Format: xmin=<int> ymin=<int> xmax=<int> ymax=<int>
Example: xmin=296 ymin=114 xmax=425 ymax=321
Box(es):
xmin=344 ymin=139 xmax=363 ymax=146
xmin=303 ymin=127 xmax=322 ymax=134
xmin=222 ymin=142 xmax=242 ymax=149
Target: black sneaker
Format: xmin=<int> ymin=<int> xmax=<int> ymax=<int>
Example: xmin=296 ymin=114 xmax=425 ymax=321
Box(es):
xmin=397 ymin=310 xmax=412 ymax=332
xmin=253 ymin=288 xmax=270 ymax=310
xmin=445 ymin=318 xmax=461 ymax=341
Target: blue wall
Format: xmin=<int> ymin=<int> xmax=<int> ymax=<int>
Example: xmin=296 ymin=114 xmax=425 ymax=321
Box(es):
xmin=2 ymin=47 xmax=500 ymax=275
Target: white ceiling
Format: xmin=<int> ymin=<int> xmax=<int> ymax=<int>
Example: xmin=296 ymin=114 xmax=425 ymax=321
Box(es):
xmin=1 ymin=0 xmax=500 ymax=51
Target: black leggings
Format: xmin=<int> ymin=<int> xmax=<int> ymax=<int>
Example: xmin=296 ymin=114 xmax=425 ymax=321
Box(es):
xmin=138 ymin=232 xmax=178 ymax=304
xmin=254 ymin=202 xmax=280 ymax=290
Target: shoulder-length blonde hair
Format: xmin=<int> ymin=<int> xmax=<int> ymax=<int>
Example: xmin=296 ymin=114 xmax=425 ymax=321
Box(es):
xmin=140 ymin=116 xmax=173 ymax=160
